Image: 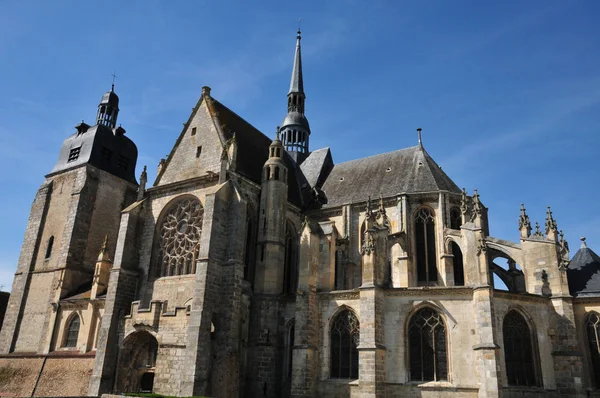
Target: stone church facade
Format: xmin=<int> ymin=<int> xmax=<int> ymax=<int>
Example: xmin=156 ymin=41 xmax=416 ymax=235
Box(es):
xmin=2 ymin=31 xmax=600 ymax=398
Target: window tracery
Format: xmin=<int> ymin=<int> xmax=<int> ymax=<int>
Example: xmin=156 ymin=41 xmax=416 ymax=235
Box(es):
xmin=64 ymin=314 xmax=80 ymax=348
xmin=156 ymin=198 xmax=203 ymax=277
xmin=587 ymin=312 xmax=600 ymax=387
xmin=415 ymin=208 xmax=437 ymax=283
xmin=330 ymin=309 xmax=359 ymax=379
xmin=408 ymin=307 xmax=447 ymax=382
xmin=503 ymin=310 xmax=537 ymax=386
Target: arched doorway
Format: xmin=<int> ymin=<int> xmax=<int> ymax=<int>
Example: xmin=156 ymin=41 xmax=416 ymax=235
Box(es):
xmin=116 ymin=331 xmax=158 ymax=393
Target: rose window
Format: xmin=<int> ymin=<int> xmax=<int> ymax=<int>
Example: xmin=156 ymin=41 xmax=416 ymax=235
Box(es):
xmin=157 ymin=198 xmax=203 ymax=276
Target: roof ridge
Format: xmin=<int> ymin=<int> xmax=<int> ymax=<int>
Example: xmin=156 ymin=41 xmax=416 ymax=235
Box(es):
xmin=212 ymin=98 xmax=271 ymax=142
xmin=333 ymin=145 xmax=420 ymax=167
xmin=420 ymin=148 xmax=461 ymax=193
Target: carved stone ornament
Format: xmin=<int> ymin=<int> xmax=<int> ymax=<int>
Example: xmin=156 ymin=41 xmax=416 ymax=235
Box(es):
xmin=361 ymin=232 xmax=376 ymax=255
xmin=545 ymin=206 xmax=558 ymax=235
xmin=460 ymin=188 xmax=469 ymax=217
xmin=518 ymin=203 xmax=531 ymax=237
xmin=557 ymin=230 xmax=570 ymax=270
xmin=477 ymin=238 xmax=487 ymax=255
xmin=533 ymin=222 xmax=544 ymax=238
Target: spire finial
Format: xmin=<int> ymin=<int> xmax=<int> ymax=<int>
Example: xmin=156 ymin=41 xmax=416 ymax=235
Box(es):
xmin=276 ymin=126 xmax=281 ymax=141
xmin=417 ymin=128 xmax=423 ymax=148
xmin=581 ymin=236 xmax=588 ymax=248
xmin=111 ymin=72 xmax=117 ymax=91
xmin=297 ymin=18 xmax=301 ymax=38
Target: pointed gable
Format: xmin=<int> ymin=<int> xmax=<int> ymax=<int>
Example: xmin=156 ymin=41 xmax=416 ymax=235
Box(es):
xmin=154 ymin=90 xmax=225 ymax=186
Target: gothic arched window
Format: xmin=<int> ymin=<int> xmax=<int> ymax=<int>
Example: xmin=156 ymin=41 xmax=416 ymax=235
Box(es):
xmin=451 ymin=242 xmax=465 ymax=286
xmin=409 ymin=307 xmax=447 ymax=382
xmin=415 ymin=208 xmax=437 ymax=283
xmin=155 ymin=197 xmax=203 ymax=277
xmin=450 ymin=207 xmax=461 ymax=230
xmin=64 ymin=314 xmax=81 ymax=348
xmin=330 ymin=309 xmax=359 ymax=379
xmin=283 ymin=222 xmax=298 ymax=294
xmin=503 ymin=310 xmax=537 ymax=386
xmin=286 ymin=320 xmax=295 ymax=380
xmin=586 ymin=312 xmax=600 ymax=387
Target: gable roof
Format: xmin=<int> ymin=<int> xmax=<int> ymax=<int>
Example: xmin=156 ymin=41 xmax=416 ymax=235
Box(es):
xmin=320 ymin=146 xmax=460 ymax=208
xmin=210 ymin=99 xmax=271 ymax=184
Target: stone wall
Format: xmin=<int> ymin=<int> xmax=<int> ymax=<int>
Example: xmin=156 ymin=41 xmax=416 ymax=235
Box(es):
xmin=0 ymin=356 xmax=93 ymax=397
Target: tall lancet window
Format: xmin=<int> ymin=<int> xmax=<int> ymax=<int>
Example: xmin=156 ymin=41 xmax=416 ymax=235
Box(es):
xmin=64 ymin=314 xmax=81 ymax=348
xmin=415 ymin=208 xmax=437 ymax=283
xmin=155 ymin=197 xmax=204 ymax=277
xmin=503 ymin=310 xmax=537 ymax=386
xmin=409 ymin=307 xmax=447 ymax=382
xmin=330 ymin=309 xmax=359 ymax=379
xmin=587 ymin=312 xmax=600 ymax=387
xmin=283 ymin=222 xmax=298 ymax=294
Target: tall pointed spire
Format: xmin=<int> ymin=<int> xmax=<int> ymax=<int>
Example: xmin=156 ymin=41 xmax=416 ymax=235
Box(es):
xmin=289 ymin=29 xmax=304 ymax=96
xmin=280 ymin=28 xmax=311 ymax=161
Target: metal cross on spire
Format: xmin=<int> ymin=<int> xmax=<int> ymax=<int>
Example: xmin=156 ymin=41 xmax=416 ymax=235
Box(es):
xmin=111 ymin=72 xmax=117 ymax=90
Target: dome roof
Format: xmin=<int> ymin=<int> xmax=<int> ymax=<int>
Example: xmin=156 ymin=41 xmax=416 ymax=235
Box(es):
xmin=282 ymin=111 xmax=310 ymax=131
xmin=100 ymin=86 xmax=119 ymax=108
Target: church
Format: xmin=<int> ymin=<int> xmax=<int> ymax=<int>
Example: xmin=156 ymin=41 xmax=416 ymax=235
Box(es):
xmin=1 ymin=29 xmax=600 ymax=398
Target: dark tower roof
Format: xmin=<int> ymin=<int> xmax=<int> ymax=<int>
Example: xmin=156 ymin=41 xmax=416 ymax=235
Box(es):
xmin=289 ymin=30 xmax=304 ymax=94
xmin=100 ymin=85 xmax=119 ymax=108
xmin=48 ymin=86 xmax=138 ymax=184
xmin=567 ymin=237 xmax=600 ymax=297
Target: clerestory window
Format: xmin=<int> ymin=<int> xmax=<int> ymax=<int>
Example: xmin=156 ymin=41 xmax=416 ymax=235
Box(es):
xmin=415 ymin=208 xmax=437 ymax=283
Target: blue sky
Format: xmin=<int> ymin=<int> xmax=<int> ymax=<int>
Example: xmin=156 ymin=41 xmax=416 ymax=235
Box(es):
xmin=0 ymin=1 xmax=599 ymax=291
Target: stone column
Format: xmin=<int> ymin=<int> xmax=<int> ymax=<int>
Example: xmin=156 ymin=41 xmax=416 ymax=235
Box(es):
xmin=357 ymin=225 xmax=386 ymax=397
xmin=548 ymin=297 xmax=586 ymax=397
xmin=291 ymin=222 xmax=320 ymax=398
xmin=472 ymin=286 xmax=500 ymax=398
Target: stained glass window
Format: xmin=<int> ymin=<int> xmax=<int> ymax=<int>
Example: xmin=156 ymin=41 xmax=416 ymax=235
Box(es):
xmin=503 ymin=310 xmax=537 ymax=386
xmin=156 ymin=198 xmax=203 ymax=277
xmin=330 ymin=309 xmax=359 ymax=379
xmin=409 ymin=307 xmax=447 ymax=382
xmin=64 ymin=315 xmax=80 ymax=348
xmin=415 ymin=208 xmax=437 ymax=282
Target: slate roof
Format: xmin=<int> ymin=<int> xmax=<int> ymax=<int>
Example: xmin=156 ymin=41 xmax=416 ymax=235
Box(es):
xmin=48 ymin=124 xmax=138 ymax=184
xmin=210 ymin=99 xmax=304 ymax=207
xmin=289 ymin=32 xmax=304 ymax=94
xmin=299 ymin=147 xmax=333 ymax=188
xmin=568 ymin=242 xmax=600 ymax=297
xmin=320 ymin=146 xmax=461 ymax=208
